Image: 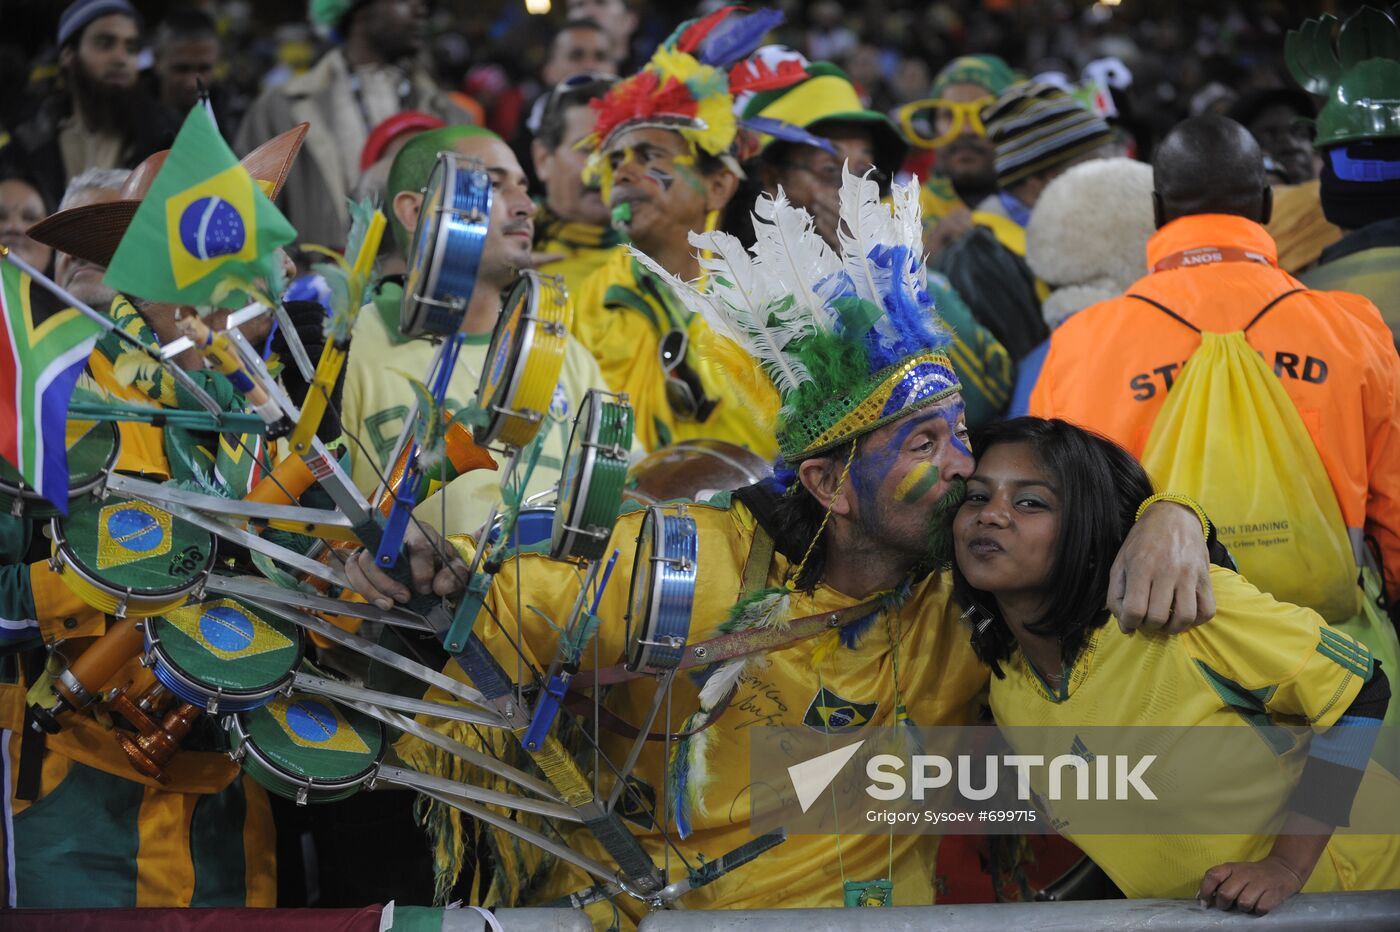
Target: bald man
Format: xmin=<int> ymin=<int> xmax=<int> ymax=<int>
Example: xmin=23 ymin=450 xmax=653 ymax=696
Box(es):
xmin=340 ymin=126 xmax=622 ymax=536
xmin=1032 ymin=114 xmax=1400 ymax=618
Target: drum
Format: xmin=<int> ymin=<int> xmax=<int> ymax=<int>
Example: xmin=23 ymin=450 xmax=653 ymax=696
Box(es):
xmin=0 ymin=419 xmax=119 ymax=518
xmin=551 ymin=390 xmax=633 ymax=562
xmin=624 ymin=439 xmax=772 ymax=506
xmin=228 ymin=692 xmax=387 ymax=805
xmin=401 ymin=151 xmax=492 ymax=339
xmin=486 ymin=506 xmax=557 ymax=551
xmin=624 ymin=505 xmax=698 ymax=673
xmin=145 ymin=596 xmax=304 ymax=713
xmin=474 ymin=271 xmax=569 ymax=449
xmin=50 ymin=494 xmax=216 ymax=617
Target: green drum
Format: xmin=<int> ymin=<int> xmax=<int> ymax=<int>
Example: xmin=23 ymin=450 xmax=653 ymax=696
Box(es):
xmin=0 ymin=419 xmax=119 ymax=518
xmin=146 ymin=597 xmax=305 ymax=713
xmin=50 ymin=493 xmax=216 ymax=617
xmin=228 ymin=692 xmax=387 ymax=805
xmin=551 ymin=390 xmax=633 ymax=562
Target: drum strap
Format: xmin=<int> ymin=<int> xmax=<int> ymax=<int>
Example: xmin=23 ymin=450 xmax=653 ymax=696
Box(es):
xmin=16 ymin=650 xmax=47 ymax=802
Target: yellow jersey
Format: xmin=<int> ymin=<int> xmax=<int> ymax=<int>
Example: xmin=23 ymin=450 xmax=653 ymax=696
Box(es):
xmin=989 ymin=566 xmax=1400 ymax=898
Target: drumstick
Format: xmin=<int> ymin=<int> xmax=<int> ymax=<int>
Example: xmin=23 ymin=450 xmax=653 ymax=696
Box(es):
xmin=175 ymin=313 xmax=292 ymax=436
xmin=288 ymin=211 xmax=386 ymax=457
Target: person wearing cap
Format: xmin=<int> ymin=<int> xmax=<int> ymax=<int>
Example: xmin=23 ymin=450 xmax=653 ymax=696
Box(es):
xmin=898 ymin=54 xmax=1015 ymax=257
xmin=342 ymin=168 xmax=1215 ymax=925
xmin=235 ymin=0 xmax=473 ymax=251
xmin=353 ymin=110 xmax=446 ymax=251
xmin=340 ymin=126 xmax=626 ymax=536
xmin=1032 ymin=114 xmax=1400 ymax=622
xmin=0 ymin=134 xmax=313 ymax=906
xmin=11 ymin=0 xmax=178 ymax=211
xmin=1299 ymin=8 xmax=1400 ymax=350
xmin=530 ymin=75 xmax=623 ymax=299
xmin=569 ymin=8 xmax=811 ymax=457
xmin=1227 ymin=88 xmax=1345 ymax=275
xmin=737 ymin=57 xmax=1012 ymax=426
xmin=932 ymin=80 xmax=1116 ymax=363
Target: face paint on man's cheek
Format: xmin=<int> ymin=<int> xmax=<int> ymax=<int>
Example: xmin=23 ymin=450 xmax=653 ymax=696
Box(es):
xmin=644 ymin=167 xmax=675 ymax=191
xmin=671 ymin=158 xmax=707 ymax=197
xmin=894 ymin=462 xmax=941 ymax=503
xmin=851 ymin=418 xmax=923 ymax=517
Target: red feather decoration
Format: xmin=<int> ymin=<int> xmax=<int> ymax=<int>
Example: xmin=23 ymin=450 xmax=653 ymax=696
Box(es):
xmin=728 ymin=57 xmax=810 ymax=96
xmin=675 ymin=6 xmax=742 ymax=54
xmin=588 ymin=70 xmax=701 ymax=146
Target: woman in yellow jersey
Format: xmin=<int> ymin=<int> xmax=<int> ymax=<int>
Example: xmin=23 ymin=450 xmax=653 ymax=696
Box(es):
xmin=951 ymin=417 xmax=1399 ymax=915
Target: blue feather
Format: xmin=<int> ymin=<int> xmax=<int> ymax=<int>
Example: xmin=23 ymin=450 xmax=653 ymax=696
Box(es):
xmin=695 ymin=8 xmax=786 ymax=67
xmin=669 ymin=737 xmax=693 ymax=838
xmin=742 ymin=116 xmax=838 ymax=156
xmin=862 ymin=244 xmax=949 ymax=371
xmin=839 ymin=612 xmax=879 ymax=649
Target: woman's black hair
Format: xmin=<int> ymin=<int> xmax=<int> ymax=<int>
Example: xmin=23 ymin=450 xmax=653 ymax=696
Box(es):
xmin=952 ymin=417 xmax=1154 ymax=678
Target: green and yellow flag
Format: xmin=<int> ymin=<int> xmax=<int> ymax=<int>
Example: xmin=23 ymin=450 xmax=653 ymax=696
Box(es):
xmin=105 ymin=106 xmax=295 ymax=308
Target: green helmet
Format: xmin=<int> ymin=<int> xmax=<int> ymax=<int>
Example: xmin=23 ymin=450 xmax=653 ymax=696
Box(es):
xmin=1287 ymin=6 xmax=1400 ymax=147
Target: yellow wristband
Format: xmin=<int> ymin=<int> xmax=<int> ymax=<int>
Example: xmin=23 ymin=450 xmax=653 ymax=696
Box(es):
xmin=1135 ymin=492 xmax=1210 ymax=543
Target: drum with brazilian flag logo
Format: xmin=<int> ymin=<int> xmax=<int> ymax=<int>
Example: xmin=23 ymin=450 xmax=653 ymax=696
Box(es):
xmin=50 ymin=493 xmax=216 ymax=616
xmin=146 ymin=597 xmax=304 ymax=713
xmin=229 ymin=692 xmax=387 ymax=805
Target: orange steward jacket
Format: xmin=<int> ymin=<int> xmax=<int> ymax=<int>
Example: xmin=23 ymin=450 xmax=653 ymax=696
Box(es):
xmin=1031 ymin=214 xmax=1400 ymax=600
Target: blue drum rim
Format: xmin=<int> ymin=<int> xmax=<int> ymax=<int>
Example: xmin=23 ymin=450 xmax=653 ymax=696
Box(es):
xmin=143 ymin=614 xmax=305 ymax=713
xmin=551 ymin=390 xmax=601 ymax=560
xmin=402 ymin=153 xmax=491 ymax=337
xmin=626 ymin=506 xmax=697 ymax=673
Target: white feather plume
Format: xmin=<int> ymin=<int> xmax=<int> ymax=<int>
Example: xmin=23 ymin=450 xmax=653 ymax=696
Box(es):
xmin=836 ymin=163 xmax=901 ymax=307
xmin=750 ymin=188 xmax=843 ymax=332
xmin=628 ymin=235 xmax=815 ymax=396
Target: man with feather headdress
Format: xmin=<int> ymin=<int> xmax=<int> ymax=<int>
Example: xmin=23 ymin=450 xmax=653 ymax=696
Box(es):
xmin=346 ymin=165 xmax=1215 ymax=925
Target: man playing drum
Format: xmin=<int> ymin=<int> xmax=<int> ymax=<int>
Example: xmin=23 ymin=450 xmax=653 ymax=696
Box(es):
xmin=344 ymin=167 xmax=1216 ymax=926
xmin=341 ymin=126 xmax=633 ymax=538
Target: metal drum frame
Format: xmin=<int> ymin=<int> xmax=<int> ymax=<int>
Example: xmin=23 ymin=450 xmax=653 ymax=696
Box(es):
xmin=0 ymin=419 xmax=119 ymax=519
xmin=49 ymin=495 xmax=216 ymax=618
xmin=625 ymin=505 xmax=698 ymax=674
xmin=401 ymin=152 xmax=491 ymax=339
xmin=227 ymin=692 xmax=388 ymax=805
xmin=551 ymin=390 xmax=633 ymax=562
xmin=144 ymin=597 xmax=305 ymax=713
xmin=474 ymin=270 xmax=569 ymax=449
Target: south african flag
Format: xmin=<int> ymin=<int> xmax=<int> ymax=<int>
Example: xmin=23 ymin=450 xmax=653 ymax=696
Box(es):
xmin=0 ymin=260 xmax=104 ymax=513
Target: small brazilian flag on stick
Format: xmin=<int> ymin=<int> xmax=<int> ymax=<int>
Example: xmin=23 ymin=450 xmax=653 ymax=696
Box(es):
xmin=105 ymin=106 xmax=295 ymax=308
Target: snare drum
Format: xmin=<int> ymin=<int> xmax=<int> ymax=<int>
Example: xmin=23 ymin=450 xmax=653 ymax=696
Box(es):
xmin=0 ymin=419 xmax=119 ymax=518
xmin=146 ymin=597 xmax=304 ymax=713
xmin=486 ymin=505 xmax=557 ymax=551
xmin=51 ymin=494 xmax=216 ymax=617
xmin=624 ymin=505 xmax=698 ymax=673
xmin=401 ymin=152 xmax=492 ymax=339
xmin=551 ymin=390 xmax=633 ymax=562
xmin=228 ymin=692 xmax=387 ymax=805
xmin=474 ymin=271 xmax=569 ymax=449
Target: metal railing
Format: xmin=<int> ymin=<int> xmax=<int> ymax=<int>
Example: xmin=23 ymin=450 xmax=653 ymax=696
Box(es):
xmin=635 ymin=891 xmax=1400 ymax=931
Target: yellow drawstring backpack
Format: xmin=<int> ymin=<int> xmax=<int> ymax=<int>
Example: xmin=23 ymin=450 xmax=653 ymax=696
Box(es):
xmin=1133 ymin=290 xmax=1400 ymax=727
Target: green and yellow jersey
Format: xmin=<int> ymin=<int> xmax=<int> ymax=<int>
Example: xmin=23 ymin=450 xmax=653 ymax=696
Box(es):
xmin=990 ymin=566 xmax=1400 ymax=898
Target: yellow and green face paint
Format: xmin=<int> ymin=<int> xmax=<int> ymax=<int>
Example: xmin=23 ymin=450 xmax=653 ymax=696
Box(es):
xmin=894 ymin=462 xmax=941 ymax=503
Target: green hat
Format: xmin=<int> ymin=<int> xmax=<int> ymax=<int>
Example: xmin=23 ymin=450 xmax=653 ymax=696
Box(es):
xmin=930 ymin=54 xmax=1016 ymax=99
xmin=1288 ymin=7 xmax=1400 ymax=147
xmin=309 ymin=0 xmax=355 ymax=29
xmin=741 ymin=62 xmax=909 ymax=176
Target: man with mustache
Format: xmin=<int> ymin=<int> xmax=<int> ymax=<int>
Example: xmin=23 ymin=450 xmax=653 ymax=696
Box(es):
xmin=11 ymin=0 xmax=177 ymax=210
xmin=343 ymin=170 xmax=1214 ymax=923
xmin=340 ymin=126 xmax=621 ymax=535
xmin=530 ymin=74 xmax=622 ymax=299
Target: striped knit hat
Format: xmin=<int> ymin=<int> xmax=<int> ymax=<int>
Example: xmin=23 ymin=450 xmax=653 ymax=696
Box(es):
xmin=984 ymin=81 xmax=1114 ymax=188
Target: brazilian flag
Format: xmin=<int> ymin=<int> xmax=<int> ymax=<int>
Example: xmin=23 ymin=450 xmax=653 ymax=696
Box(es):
xmin=105 ymin=106 xmax=295 ymax=308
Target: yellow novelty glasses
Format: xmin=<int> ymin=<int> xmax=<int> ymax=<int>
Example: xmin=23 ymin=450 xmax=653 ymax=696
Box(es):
xmin=894 ymin=95 xmax=996 ymax=150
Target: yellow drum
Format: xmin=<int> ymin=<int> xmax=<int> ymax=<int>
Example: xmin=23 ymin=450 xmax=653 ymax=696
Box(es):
xmin=474 ymin=271 xmax=570 ymax=450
